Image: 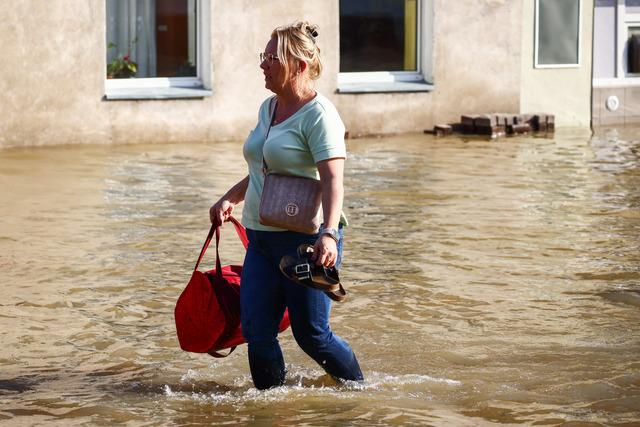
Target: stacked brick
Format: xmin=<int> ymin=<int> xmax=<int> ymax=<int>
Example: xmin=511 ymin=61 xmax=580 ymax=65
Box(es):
xmin=457 ymin=113 xmax=554 ymax=138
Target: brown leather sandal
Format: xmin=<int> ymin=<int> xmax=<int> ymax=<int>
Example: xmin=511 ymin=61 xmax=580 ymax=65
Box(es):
xmin=279 ymin=244 xmax=347 ymax=302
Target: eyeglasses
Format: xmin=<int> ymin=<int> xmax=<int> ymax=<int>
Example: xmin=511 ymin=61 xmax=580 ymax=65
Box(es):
xmin=259 ymin=52 xmax=279 ymax=63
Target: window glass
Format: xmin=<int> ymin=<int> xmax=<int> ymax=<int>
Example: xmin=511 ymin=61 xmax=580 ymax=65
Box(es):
xmin=106 ymin=0 xmax=197 ymax=78
xmin=340 ymin=0 xmax=417 ymax=72
xmin=628 ymin=27 xmax=640 ymax=74
xmin=536 ymin=0 xmax=580 ymax=66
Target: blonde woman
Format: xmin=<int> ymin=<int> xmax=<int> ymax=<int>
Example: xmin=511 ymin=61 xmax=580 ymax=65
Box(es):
xmin=210 ymin=21 xmax=363 ymax=389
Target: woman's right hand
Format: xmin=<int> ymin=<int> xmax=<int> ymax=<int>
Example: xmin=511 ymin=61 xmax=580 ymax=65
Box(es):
xmin=209 ymin=198 xmax=235 ymax=226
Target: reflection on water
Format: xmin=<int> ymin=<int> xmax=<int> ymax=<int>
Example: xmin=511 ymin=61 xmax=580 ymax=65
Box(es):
xmin=1 ymin=127 xmax=639 ymax=425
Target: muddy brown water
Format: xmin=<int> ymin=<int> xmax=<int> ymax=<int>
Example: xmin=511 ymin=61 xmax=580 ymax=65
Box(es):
xmin=0 ymin=128 xmax=639 ymax=426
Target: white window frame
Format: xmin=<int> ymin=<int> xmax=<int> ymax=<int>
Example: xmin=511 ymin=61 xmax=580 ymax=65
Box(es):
xmin=337 ymin=0 xmax=433 ymax=90
xmin=594 ymin=0 xmax=640 ymax=87
xmin=534 ymin=0 xmax=582 ymax=69
xmin=105 ymin=0 xmax=211 ymax=98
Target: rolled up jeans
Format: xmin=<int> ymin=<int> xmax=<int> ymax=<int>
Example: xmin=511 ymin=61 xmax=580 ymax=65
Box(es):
xmin=240 ymin=227 xmax=364 ymax=389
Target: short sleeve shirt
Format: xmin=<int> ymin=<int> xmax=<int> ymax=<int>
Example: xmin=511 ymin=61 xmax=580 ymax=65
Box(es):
xmin=242 ymin=93 xmax=347 ymax=231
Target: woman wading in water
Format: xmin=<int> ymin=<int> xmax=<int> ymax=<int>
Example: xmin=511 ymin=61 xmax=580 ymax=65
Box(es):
xmin=209 ymin=21 xmax=363 ymax=389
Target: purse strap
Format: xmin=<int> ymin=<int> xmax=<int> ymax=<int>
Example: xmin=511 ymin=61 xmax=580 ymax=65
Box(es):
xmin=194 ymin=216 xmax=248 ymax=273
xmin=262 ymin=97 xmax=278 ymax=176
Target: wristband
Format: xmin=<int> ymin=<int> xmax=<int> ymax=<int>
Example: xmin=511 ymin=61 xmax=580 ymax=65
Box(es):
xmin=320 ymin=228 xmax=340 ymax=243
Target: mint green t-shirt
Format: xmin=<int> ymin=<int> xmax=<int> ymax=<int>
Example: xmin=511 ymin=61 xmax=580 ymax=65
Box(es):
xmin=242 ymin=93 xmax=347 ymax=231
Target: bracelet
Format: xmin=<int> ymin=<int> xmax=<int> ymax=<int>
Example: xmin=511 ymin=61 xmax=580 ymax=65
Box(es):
xmin=320 ymin=228 xmax=340 ymax=243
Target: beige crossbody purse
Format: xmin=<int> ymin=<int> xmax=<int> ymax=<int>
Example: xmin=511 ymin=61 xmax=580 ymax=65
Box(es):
xmin=258 ymin=98 xmax=323 ymax=234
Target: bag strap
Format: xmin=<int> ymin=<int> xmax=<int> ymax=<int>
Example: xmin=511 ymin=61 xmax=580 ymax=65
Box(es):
xmin=208 ymin=346 xmax=237 ymax=358
xmin=193 ymin=216 xmax=248 ymax=272
xmin=262 ymin=97 xmax=278 ymax=176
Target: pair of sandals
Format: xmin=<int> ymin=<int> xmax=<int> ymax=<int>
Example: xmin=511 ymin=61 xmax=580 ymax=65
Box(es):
xmin=279 ymin=244 xmax=347 ymax=302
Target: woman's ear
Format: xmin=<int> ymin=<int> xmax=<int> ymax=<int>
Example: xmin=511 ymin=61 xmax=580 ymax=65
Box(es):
xmin=297 ymin=60 xmax=308 ymax=74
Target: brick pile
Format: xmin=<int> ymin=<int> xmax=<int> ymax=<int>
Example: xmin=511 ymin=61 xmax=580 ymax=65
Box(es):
xmin=432 ymin=113 xmax=555 ymax=138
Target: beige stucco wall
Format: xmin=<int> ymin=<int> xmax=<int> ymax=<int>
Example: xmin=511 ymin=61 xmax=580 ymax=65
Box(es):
xmin=0 ymin=0 xmax=523 ymax=148
xmin=519 ymin=0 xmax=594 ymax=127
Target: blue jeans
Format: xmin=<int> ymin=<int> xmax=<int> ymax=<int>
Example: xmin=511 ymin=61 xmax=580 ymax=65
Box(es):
xmin=240 ymin=227 xmax=364 ymax=389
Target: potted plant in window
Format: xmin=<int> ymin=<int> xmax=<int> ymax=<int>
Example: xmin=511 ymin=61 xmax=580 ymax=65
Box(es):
xmin=107 ymin=42 xmax=138 ymax=79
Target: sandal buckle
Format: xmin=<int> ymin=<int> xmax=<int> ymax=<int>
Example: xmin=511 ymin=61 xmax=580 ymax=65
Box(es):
xmin=294 ymin=263 xmax=311 ymax=280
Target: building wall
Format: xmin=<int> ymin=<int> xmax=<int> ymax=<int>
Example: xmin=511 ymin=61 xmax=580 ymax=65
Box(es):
xmin=519 ymin=0 xmax=594 ymax=128
xmin=1 ymin=0 xmax=523 ymax=148
xmin=591 ymin=85 xmax=640 ymax=125
xmin=591 ymin=0 xmax=640 ymax=126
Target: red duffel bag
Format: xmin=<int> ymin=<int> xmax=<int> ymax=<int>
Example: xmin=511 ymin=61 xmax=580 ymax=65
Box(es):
xmin=175 ymin=216 xmax=290 ymax=357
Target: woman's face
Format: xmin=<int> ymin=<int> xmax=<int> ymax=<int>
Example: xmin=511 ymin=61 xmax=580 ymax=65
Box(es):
xmin=260 ymin=37 xmax=287 ymax=93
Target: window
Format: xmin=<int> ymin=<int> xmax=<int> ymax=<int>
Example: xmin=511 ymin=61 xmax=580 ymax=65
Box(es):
xmin=340 ymin=0 xmax=417 ymax=72
xmin=535 ymin=0 xmax=581 ymax=68
xmin=593 ymin=0 xmax=640 ymax=84
xmin=337 ymin=0 xmax=433 ymax=93
xmin=105 ymin=0 xmax=211 ymax=100
xmin=622 ymin=1 xmax=640 ymax=78
xmin=624 ymin=1 xmax=640 ymax=76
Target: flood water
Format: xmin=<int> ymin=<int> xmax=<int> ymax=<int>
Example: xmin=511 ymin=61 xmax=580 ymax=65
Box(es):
xmin=1 ymin=128 xmax=639 ymax=426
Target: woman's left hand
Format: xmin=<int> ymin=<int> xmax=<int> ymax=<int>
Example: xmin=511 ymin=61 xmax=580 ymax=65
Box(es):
xmin=312 ymin=235 xmax=338 ymax=268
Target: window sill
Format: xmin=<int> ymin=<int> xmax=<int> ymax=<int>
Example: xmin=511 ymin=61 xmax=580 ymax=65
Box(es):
xmin=593 ymin=78 xmax=640 ymax=88
xmin=336 ymin=80 xmax=434 ymax=94
xmin=104 ymin=86 xmax=212 ymax=100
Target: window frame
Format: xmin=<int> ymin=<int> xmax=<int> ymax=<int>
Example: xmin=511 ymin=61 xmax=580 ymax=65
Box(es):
xmin=337 ymin=0 xmax=434 ymax=92
xmin=104 ymin=0 xmax=212 ymax=100
xmin=592 ymin=0 xmax=640 ymax=87
xmin=534 ymin=0 xmax=582 ymax=69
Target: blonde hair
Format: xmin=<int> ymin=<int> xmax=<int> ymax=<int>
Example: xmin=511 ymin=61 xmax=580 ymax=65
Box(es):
xmin=271 ymin=21 xmax=322 ymax=81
